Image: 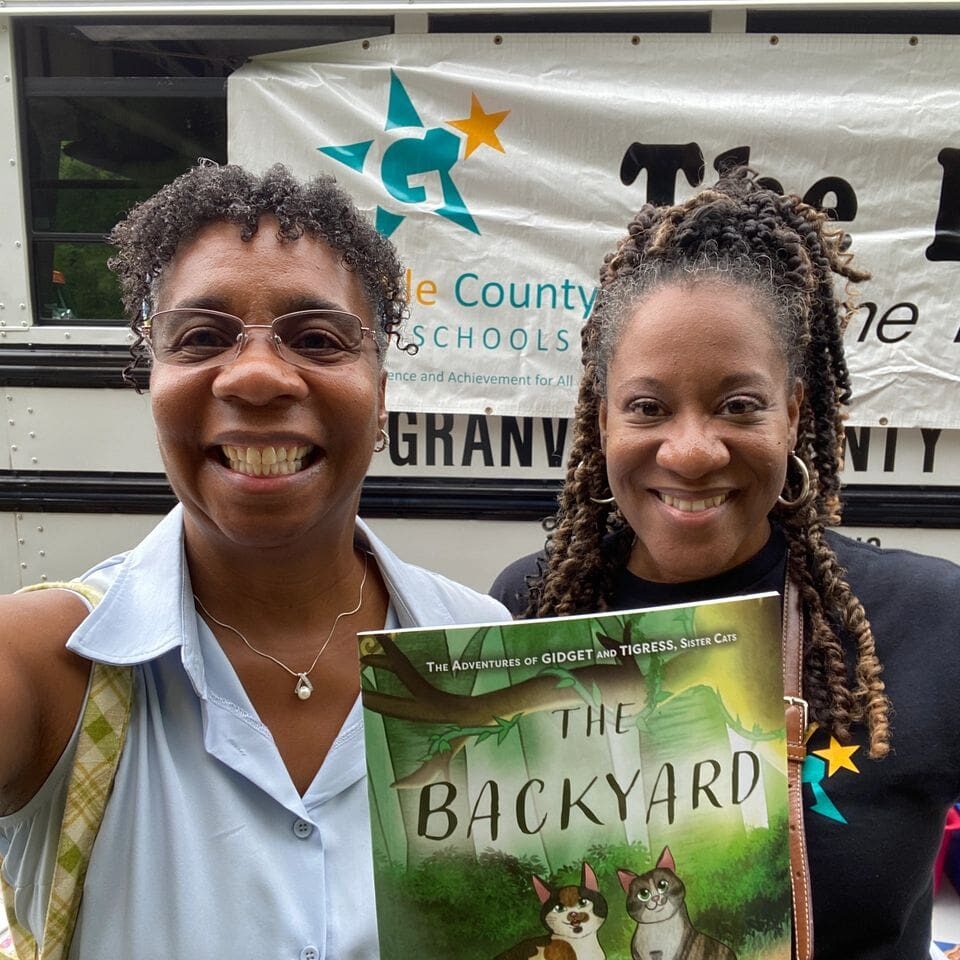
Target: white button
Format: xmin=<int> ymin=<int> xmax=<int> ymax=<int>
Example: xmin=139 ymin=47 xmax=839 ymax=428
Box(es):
xmin=292 ymin=818 xmax=313 ymax=839
xmin=300 ymin=946 xmax=320 ymax=960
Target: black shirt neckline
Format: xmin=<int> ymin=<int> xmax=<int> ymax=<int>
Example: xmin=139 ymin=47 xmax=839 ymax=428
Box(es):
xmin=613 ymin=525 xmax=788 ymax=609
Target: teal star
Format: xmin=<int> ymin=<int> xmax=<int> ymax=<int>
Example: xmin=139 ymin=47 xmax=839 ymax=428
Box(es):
xmin=319 ymin=70 xmax=479 ymax=237
xmin=802 ymin=755 xmax=847 ymax=824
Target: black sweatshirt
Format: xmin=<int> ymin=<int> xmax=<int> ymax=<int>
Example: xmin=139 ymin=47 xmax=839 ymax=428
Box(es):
xmin=491 ymin=529 xmax=960 ymax=960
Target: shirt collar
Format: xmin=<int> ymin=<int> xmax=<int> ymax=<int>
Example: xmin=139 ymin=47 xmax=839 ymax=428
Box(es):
xmin=65 ymin=507 xmax=480 ymax=669
xmin=67 ymin=504 xmax=194 ymax=666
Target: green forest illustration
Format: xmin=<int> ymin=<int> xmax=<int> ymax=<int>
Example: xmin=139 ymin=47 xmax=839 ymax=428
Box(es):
xmin=359 ymin=594 xmax=792 ymax=960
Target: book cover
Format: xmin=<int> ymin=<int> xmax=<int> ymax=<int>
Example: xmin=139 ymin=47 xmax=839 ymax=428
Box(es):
xmin=359 ymin=592 xmax=791 ymax=960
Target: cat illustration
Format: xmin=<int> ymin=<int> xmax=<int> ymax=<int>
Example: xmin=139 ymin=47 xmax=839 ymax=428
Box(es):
xmin=617 ymin=848 xmax=736 ymax=960
xmin=494 ymin=861 xmax=608 ymax=960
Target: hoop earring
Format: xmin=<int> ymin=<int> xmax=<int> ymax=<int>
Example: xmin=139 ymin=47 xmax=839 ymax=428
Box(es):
xmin=576 ymin=460 xmax=617 ymax=506
xmin=374 ymin=427 xmax=389 ymax=454
xmin=777 ymin=452 xmax=812 ymax=509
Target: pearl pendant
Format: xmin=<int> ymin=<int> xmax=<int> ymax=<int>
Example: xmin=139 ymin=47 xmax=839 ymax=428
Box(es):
xmin=295 ymin=674 xmax=314 ymax=700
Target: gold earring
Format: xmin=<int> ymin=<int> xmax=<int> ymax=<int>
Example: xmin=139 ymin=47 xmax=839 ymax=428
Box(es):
xmin=576 ymin=459 xmax=617 ymax=506
xmin=778 ymin=452 xmax=812 ymax=509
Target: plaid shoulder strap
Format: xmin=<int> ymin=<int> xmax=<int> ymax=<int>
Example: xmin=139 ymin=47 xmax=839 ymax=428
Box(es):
xmin=1 ymin=582 xmax=134 ymax=960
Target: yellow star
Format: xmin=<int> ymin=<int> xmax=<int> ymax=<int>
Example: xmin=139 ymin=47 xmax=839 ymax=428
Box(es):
xmin=812 ymin=736 xmax=861 ymax=777
xmin=446 ymin=94 xmax=510 ymax=159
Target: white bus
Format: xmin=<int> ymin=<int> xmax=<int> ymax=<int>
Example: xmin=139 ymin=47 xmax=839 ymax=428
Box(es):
xmin=1 ymin=1 xmax=959 ymax=595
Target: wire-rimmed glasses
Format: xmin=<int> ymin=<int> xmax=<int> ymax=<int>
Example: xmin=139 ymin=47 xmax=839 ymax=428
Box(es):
xmin=139 ymin=308 xmax=379 ymax=370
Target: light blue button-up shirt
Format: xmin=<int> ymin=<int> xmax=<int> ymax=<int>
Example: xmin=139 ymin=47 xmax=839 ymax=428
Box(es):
xmin=0 ymin=506 xmax=509 ymax=960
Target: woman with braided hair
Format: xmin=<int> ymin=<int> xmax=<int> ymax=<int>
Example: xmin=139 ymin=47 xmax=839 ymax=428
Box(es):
xmin=492 ymin=168 xmax=960 ymax=960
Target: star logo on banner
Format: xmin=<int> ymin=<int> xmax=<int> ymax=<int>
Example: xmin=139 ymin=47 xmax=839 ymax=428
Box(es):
xmin=318 ymin=71 xmax=510 ymax=238
xmin=446 ymin=93 xmax=510 ymax=158
xmin=812 ymin=736 xmax=861 ymax=777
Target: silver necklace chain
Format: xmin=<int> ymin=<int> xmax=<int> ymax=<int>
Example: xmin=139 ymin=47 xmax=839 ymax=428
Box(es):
xmin=193 ymin=551 xmax=369 ymax=701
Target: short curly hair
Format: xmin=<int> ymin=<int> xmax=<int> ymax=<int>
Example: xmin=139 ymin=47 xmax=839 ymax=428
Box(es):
xmin=108 ymin=161 xmax=412 ymax=377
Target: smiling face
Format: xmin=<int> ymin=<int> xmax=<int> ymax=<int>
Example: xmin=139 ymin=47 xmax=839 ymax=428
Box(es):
xmin=599 ymin=280 xmax=801 ymax=584
xmin=149 ymin=218 xmax=386 ymax=555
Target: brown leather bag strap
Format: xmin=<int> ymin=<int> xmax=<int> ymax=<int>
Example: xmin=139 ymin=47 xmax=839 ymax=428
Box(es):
xmin=783 ymin=574 xmax=814 ymax=960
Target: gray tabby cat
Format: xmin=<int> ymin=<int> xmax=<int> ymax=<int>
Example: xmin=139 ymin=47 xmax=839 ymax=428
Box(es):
xmin=617 ymin=848 xmax=736 ymax=960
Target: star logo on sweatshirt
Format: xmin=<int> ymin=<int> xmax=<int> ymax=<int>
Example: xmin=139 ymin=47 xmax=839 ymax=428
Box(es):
xmin=812 ymin=736 xmax=861 ymax=777
xmin=803 ymin=734 xmax=862 ymax=824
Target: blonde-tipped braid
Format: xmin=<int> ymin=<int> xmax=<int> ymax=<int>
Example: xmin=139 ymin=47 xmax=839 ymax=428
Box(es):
xmin=528 ymin=167 xmax=890 ymax=759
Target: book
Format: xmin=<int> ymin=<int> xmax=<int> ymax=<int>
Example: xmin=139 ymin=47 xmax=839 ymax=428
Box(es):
xmin=358 ymin=591 xmax=791 ymax=960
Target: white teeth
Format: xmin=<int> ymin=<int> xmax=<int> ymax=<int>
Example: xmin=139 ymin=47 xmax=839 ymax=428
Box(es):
xmin=220 ymin=445 xmax=313 ymax=476
xmin=660 ymin=492 xmax=728 ymax=512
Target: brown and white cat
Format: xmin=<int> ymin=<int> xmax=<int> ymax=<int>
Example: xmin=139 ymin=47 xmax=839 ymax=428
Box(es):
xmin=494 ymin=862 xmax=608 ymax=960
xmin=617 ymin=848 xmax=736 ymax=960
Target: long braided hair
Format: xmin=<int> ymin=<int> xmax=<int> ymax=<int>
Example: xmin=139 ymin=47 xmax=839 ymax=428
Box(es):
xmin=528 ymin=168 xmax=891 ymax=758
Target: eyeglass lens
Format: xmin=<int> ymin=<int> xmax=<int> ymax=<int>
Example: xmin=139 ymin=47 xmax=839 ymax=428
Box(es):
xmin=147 ymin=309 xmax=367 ymax=367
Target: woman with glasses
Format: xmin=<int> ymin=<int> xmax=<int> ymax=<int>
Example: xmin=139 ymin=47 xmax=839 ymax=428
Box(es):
xmin=0 ymin=163 xmax=508 ymax=959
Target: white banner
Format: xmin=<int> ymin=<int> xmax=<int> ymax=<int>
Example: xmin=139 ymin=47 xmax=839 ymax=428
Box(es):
xmin=228 ymin=33 xmax=960 ymax=428
xmin=372 ymin=414 xmax=960 ymax=485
